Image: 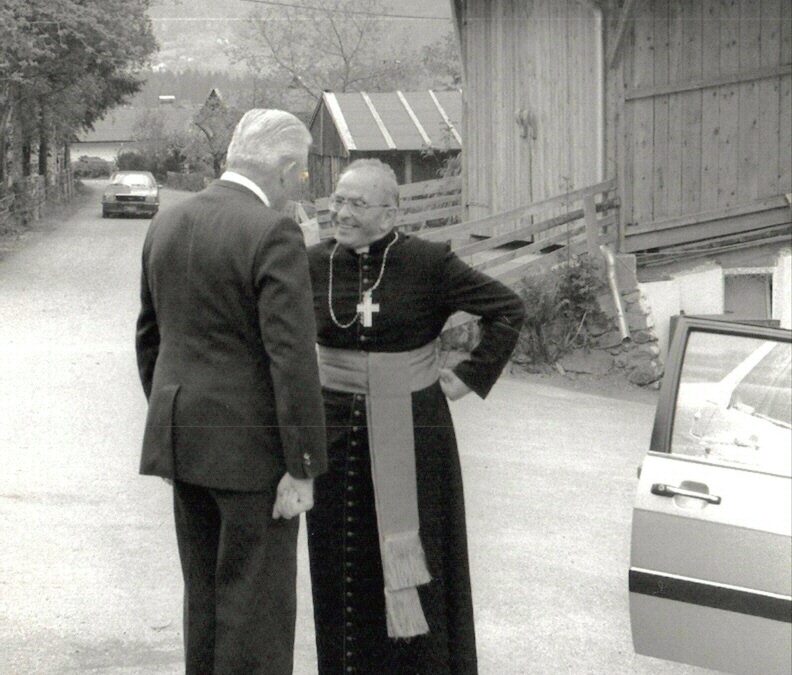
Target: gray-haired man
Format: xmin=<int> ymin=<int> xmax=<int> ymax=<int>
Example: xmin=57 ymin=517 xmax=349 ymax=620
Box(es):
xmin=136 ymin=109 xmax=327 ymax=674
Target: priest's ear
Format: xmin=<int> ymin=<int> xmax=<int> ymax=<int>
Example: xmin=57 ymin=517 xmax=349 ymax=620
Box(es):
xmin=381 ymin=199 xmax=399 ymax=229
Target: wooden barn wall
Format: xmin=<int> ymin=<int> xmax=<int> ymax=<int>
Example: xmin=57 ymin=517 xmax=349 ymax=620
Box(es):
xmin=461 ymin=0 xmax=602 ymax=232
xmin=308 ymin=102 xmax=349 ymax=198
xmin=621 ymin=0 xmax=792 ymax=229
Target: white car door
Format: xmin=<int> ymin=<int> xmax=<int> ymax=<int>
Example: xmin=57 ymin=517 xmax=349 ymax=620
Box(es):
xmin=630 ymin=317 xmax=791 ymax=675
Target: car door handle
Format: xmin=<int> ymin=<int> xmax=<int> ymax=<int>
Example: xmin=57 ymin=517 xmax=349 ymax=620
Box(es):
xmin=650 ymin=483 xmax=722 ymax=505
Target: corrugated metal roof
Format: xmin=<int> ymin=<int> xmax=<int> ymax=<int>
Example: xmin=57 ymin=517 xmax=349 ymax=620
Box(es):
xmin=313 ymin=90 xmax=462 ymax=153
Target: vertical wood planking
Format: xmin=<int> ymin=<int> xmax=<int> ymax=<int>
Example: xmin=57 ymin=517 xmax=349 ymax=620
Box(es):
xmin=757 ymin=0 xmax=781 ymax=197
xmin=681 ymin=0 xmax=704 ymax=215
xmin=491 ymin=0 xmax=501 ymax=225
xmin=653 ymin=0 xmax=671 ymax=220
xmin=534 ymin=0 xmax=550 ymax=209
xmin=718 ymin=0 xmax=740 ymax=208
xmin=632 ymin=0 xmax=655 ymax=226
xmin=737 ymin=0 xmax=761 ymax=203
xmin=516 ymin=1 xmax=533 ymax=214
xmin=615 ymin=10 xmax=634 ymax=240
xmin=667 ymin=0 xmax=685 ymax=217
xmin=700 ymin=0 xmax=721 ymax=210
xmin=779 ymin=0 xmax=792 ymax=193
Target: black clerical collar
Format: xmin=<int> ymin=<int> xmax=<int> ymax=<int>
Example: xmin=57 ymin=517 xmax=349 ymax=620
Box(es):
xmin=355 ymin=230 xmax=399 ymax=255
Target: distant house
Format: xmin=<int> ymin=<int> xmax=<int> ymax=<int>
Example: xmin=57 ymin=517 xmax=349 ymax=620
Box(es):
xmin=308 ymin=90 xmax=462 ymax=198
xmin=450 ymin=0 xmax=792 ymax=344
xmin=72 ymin=98 xmax=199 ymax=163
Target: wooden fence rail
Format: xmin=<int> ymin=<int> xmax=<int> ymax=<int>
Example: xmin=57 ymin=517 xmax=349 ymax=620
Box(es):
xmin=416 ymin=179 xmax=619 ymax=331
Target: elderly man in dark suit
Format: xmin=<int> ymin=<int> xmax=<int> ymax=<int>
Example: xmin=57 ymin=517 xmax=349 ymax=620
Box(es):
xmin=136 ymin=109 xmax=327 ymax=674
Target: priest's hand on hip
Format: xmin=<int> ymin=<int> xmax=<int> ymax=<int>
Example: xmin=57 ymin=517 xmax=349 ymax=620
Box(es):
xmin=439 ymin=368 xmax=472 ymax=401
xmin=272 ymin=474 xmax=314 ymax=519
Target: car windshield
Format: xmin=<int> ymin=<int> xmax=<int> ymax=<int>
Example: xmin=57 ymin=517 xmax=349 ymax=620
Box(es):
xmin=112 ymin=173 xmax=154 ymax=188
xmin=672 ymin=330 xmax=792 ymax=475
xmin=730 ymin=342 xmax=792 ymax=428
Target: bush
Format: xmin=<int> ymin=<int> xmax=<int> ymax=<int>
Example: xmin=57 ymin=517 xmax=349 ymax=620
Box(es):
xmin=515 ymin=256 xmax=607 ymax=367
xmin=71 ymin=155 xmax=112 ymax=178
xmin=117 ymin=147 xmax=186 ymax=181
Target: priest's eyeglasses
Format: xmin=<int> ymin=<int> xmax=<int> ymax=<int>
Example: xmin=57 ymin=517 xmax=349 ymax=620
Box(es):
xmin=329 ymin=194 xmax=393 ymax=213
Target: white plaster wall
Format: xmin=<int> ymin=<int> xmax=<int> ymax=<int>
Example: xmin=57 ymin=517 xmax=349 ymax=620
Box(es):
xmin=772 ymin=249 xmax=791 ymax=329
xmin=677 ymin=266 xmax=725 ymax=316
xmin=639 ymin=279 xmax=680 ymax=357
xmin=639 ymin=266 xmax=725 ymax=357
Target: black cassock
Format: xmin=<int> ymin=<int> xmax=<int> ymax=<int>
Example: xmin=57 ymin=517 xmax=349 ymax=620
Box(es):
xmin=306 ymin=230 xmax=525 ymax=674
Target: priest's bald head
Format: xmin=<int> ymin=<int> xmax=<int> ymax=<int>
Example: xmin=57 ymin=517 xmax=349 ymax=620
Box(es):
xmin=330 ymin=159 xmax=400 ymax=249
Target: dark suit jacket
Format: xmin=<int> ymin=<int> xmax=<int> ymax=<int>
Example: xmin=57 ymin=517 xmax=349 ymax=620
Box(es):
xmin=135 ymin=179 xmax=327 ymax=491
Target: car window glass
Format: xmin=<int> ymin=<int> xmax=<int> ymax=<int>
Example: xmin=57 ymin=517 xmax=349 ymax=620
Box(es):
xmin=671 ymin=330 xmax=791 ymax=476
xmin=112 ymin=173 xmax=153 ymax=188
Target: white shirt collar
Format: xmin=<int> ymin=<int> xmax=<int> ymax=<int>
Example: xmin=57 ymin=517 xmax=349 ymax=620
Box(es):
xmin=220 ymin=171 xmax=270 ymax=207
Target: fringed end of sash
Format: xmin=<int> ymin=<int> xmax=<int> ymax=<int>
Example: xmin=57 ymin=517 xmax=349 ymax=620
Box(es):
xmin=381 ymin=531 xmax=432 ymax=590
xmin=385 ymin=587 xmax=430 ymax=639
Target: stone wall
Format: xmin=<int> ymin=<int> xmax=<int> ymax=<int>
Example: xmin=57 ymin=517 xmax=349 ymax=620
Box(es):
xmin=558 ymin=253 xmax=665 ymax=387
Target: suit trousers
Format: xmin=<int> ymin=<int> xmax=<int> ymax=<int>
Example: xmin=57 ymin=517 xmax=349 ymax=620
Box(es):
xmin=173 ymin=480 xmax=299 ymax=675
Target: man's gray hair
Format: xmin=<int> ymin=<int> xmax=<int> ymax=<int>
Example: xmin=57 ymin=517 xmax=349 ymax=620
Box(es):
xmin=341 ymin=158 xmax=400 ymax=208
xmin=226 ymin=109 xmax=312 ymax=172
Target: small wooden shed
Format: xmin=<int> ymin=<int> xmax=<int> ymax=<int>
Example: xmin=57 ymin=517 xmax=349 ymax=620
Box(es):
xmin=308 ymin=90 xmax=462 ymax=198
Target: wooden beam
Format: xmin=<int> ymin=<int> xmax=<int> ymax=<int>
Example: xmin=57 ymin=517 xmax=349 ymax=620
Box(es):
xmin=397 ymin=91 xmax=433 ymax=147
xmin=428 ymin=89 xmax=462 ymax=146
xmin=625 ymin=64 xmax=792 ymax=101
xmin=360 ymin=91 xmax=396 ymax=150
xmin=323 ymin=92 xmax=356 ymax=152
xmin=606 ymin=0 xmax=638 ymax=69
xmin=624 ymin=207 xmax=791 ymax=252
xmin=626 ymin=195 xmax=789 ymax=236
xmin=583 ymin=194 xmax=599 ymax=256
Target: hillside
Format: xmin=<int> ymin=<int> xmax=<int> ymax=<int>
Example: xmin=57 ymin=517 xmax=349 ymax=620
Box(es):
xmin=148 ymin=0 xmax=453 ymax=73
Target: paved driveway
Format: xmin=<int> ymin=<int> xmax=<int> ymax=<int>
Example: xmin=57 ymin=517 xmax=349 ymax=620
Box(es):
xmin=0 ymin=181 xmax=709 ymax=673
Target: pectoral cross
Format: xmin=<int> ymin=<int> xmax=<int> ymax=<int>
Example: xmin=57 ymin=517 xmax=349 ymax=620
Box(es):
xmin=356 ymin=291 xmax=380 ymax=328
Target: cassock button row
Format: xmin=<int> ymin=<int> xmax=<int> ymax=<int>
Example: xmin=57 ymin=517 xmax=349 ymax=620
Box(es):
xmin=347 ymin=485 xmax=354 ymax=492
xmin=345 ymin=561 xmax=353 ymax=568
xmin=359 ymin=335 xmax=369 ymax=342
xmin=351 ymin=427 xmax=359 ymax=433
xmin=353 ymin=410 xmax=361 ymax=417
xmin=345 ymin=576 xmax=353 ymax=583
xmin=347 ymin=501 xmax=354 ymax=507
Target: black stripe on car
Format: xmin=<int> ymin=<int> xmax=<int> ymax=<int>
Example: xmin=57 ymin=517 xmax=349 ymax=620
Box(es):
xmin=629 ymin=569 xmax=792 ymax=623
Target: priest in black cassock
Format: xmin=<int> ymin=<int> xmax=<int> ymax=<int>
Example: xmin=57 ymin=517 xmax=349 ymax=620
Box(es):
xmin=305 ymin=159 xmax=525 ymax=674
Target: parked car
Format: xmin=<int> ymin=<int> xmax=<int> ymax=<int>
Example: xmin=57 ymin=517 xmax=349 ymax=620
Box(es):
xmin=630 ymin=316 xmax=791 ymax=674
xmin=102 ymin=171 xmax=159 ymax=218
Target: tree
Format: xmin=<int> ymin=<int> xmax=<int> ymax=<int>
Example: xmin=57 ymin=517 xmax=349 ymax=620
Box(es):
xmin=192 ymin=89 xmax=242 ymax=177
xmin=0 ymin=0 xmax=156 ymax=183
xmin=227 ymin=0 xmax=415 ymax=100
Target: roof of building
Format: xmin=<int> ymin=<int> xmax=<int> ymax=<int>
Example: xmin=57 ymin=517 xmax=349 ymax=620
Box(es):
xmin=311 ymin=90 xmax=462 ymax=153
xmin=76 ymin=105 xmax=200 ymax=143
